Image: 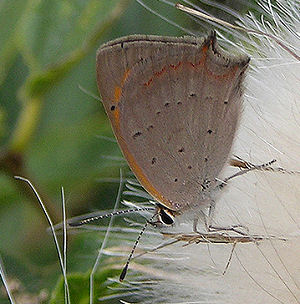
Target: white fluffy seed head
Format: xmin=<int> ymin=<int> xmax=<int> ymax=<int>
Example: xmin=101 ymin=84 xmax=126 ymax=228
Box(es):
xmin=106 ymin=1 xmax=300 ymax=303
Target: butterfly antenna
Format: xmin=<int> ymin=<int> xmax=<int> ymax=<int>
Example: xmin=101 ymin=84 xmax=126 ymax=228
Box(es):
xmin=69 ymin=207 xmax=155 ymax=227
xmin=119 ymin=214 xmax=156 ymax=281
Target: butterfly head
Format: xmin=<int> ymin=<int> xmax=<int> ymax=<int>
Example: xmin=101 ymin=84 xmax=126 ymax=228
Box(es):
xmin=149 ymin=203 xmax=179 ymax=227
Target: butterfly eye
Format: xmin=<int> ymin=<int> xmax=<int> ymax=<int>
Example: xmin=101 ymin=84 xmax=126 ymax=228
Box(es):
xmin=158 ymin=208 xmax=174 ymax=225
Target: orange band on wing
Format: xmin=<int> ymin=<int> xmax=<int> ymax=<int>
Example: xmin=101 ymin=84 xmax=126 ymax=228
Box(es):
xmin=144 ymin=45 xmax=208 ymax=87
xmin=113 ymin=69 xmax=131 ymax=103
xmin=123 ymin=144 xmax=172 ymax=207
xmin=114 ymin=87 xmax=122 ymax=102
xmin=111 ymin=68 xmax=173 ymax=208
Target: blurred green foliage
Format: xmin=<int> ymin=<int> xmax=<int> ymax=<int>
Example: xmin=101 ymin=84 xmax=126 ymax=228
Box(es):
xmin=0 ymin=0 xmax=255 ymax=303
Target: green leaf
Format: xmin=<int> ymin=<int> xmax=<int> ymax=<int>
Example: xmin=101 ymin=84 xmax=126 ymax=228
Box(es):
xmin=18 ymin=0 xmax=130 ymax=73
xmin=0 ymin=0 xmax=28 ymax=85
xmin=50 ymin=269 xmax=120 ymax=304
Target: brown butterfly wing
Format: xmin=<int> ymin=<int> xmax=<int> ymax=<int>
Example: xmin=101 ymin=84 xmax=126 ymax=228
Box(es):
xmin=97 ymin=34 xmax=249 ymax=211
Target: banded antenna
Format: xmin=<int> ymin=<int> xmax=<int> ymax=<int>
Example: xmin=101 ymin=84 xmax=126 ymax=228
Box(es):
xmin=70 ymin=206 xmax=157 ymax=282
xmin=69 ymin=207 xmax=156 ymax=226
xmin=120 ymin=213 xmax=157 ymax=281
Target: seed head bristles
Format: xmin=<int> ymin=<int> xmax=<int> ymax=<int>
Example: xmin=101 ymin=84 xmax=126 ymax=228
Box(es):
xmin=136 ymin=0 xmax=195 ymax=35
xmin=124 ymin=182 xmax=153 ymax=200
xmin=78 ymin=84 xmax=101 ymax=101
xmin=175 ymin=3 xmax=300 ymax=61
xmin=161 ymin=232 xmax=287 ymax=245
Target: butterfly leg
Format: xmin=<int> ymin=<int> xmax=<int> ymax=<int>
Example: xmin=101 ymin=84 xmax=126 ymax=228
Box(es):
xmin=207 ymin=199 xmax=249 ymax=236
xmin=216 ymin=156 xmax=277 ymax=191
xmin=223 ymin=242 xmax=237 ymax=275
xmin=206 ymin=156 xmax=277 ymax=234
xmin=208 ymin=224 xmax=249 ymax=236
xmin=192 ymin=200 xmax=246 ymax=235
xmin=193 ymin=208 xmax=248 ymax=236
xmin=207 ymin=156 xmax=287 ymax=235
xmin=231 ymin=155 xmax=300 ymax=175
xmin=193 ymin=209 xmax=211 ymax=233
